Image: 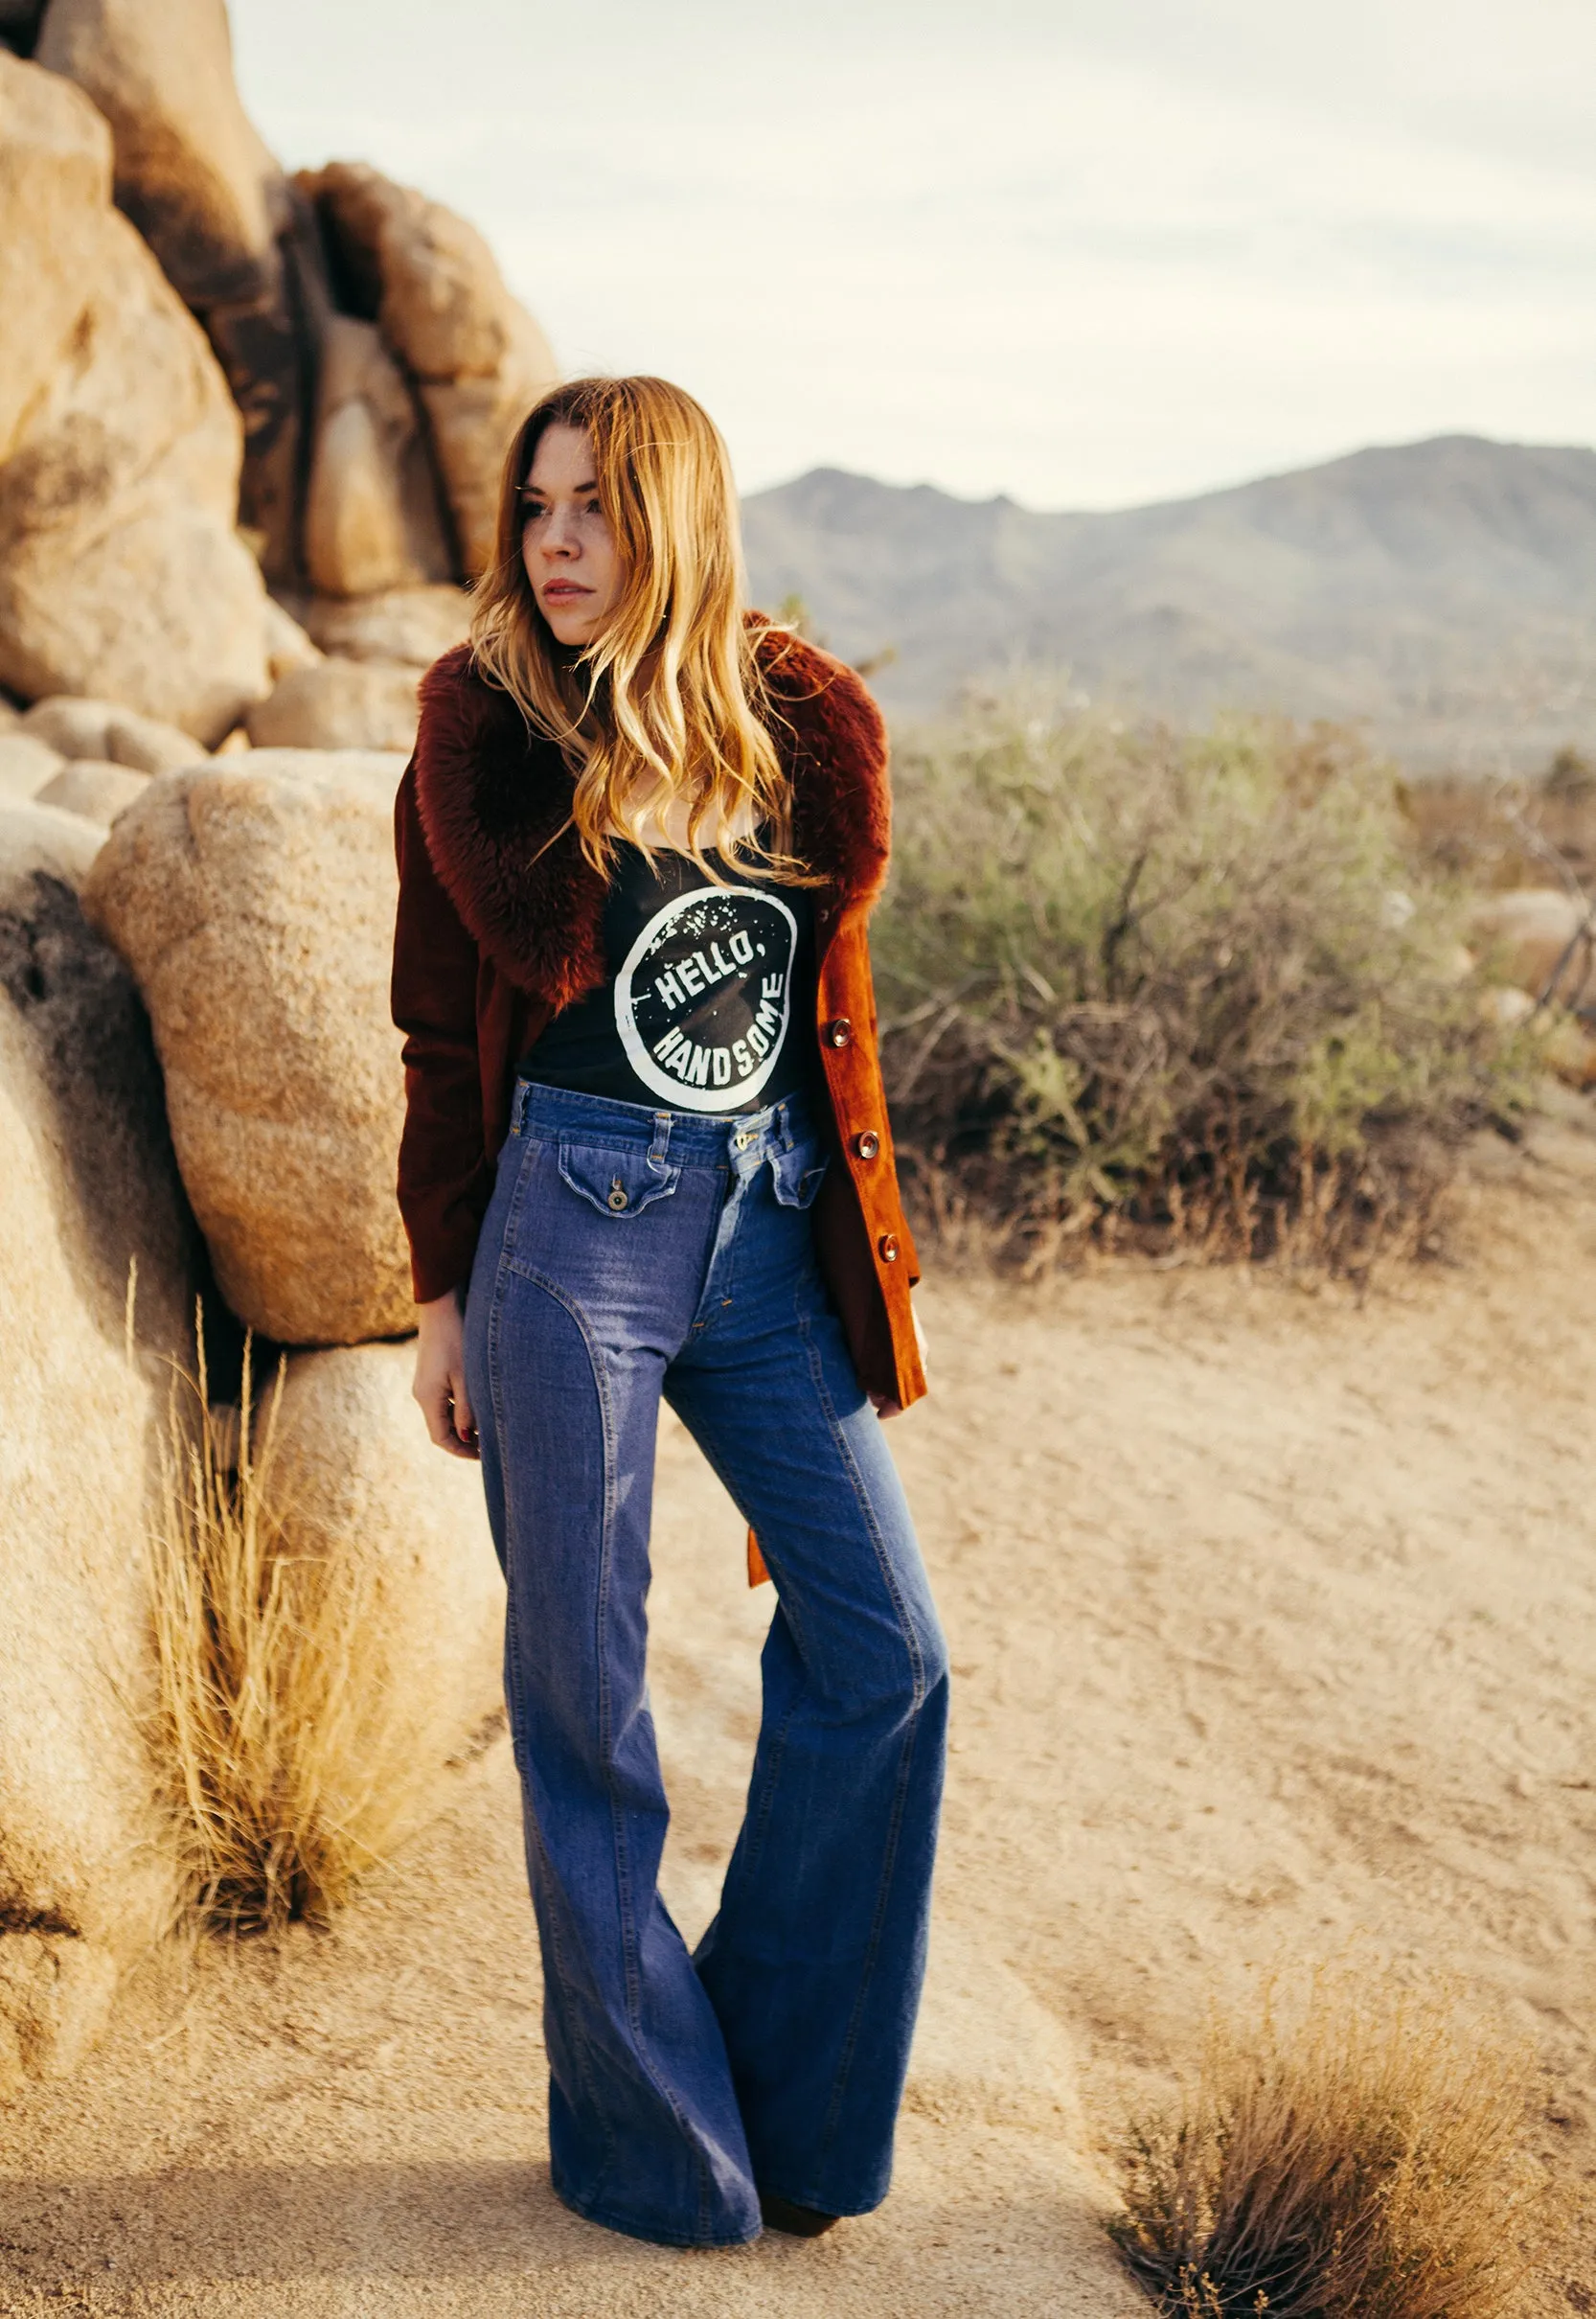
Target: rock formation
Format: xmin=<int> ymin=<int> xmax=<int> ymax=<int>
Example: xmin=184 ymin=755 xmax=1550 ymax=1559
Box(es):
xmin=300 ymin=160 xmax=558 ymax=577
xmin=0 ymin=0 xmax=566 ymax=2086
xmin=84 ymin=747 xmax=415 ymax=1344
xmin=0 ymin=799 xmax=200 ymax=2071
xmin=3 ymin=7 xmax=556 ymax=664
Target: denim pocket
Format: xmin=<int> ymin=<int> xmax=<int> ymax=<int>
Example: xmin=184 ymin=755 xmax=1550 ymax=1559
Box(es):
xmin=558 ymin=1138 xmax=680 ymax=1219
xmin=770 ymin=1144 xmax=829 ymax=1210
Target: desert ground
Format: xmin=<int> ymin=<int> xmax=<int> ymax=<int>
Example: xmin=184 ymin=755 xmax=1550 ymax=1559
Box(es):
xmin=4 ymin=1099 xmax=1596 ymax=2319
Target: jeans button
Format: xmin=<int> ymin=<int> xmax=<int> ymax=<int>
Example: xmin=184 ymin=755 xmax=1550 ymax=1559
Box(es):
xmin=827 ymin=1017 xmax=854 ymax=1048
xmin=854 ymin=1130 xmax=880 ymax=1160
xmin=878 ymin=1231 xmax=900 ymax=1262
xmin=607 ymin=1181 xmax=628 ymax=1210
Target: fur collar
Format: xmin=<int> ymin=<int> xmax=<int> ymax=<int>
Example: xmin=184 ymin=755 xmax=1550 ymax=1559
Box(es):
xmin=411 ymin=621 xmax=890 ymax=1008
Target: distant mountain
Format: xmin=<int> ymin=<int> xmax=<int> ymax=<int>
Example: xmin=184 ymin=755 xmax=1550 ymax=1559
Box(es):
xmin=741 ymin=436 xmax=1596 ymax=772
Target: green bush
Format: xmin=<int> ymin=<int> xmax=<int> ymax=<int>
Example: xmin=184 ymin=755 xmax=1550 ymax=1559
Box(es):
xmin=873 ymin=696 xmax=1526 ymax=1269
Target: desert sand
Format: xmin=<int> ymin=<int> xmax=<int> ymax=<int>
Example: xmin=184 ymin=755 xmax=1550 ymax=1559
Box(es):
xmin=4 ymin=1099 xmax=1596 ymax=2316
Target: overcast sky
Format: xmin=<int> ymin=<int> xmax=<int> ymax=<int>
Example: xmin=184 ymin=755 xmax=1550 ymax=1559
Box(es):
xmin=229 ymin=0 xmax=1596 ymax=512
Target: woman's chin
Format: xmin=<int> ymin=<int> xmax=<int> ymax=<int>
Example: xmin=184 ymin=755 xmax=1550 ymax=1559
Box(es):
xmin=539 ymin=607 xmax=601 ymax=649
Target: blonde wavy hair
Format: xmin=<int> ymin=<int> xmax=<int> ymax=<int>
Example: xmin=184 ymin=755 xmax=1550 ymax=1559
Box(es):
xmin=469 ymin=375 xmax=803 ymax=882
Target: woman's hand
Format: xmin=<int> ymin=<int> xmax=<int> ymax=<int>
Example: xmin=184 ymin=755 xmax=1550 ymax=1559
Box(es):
xmin=870 ymin=1299 xmax=930 ymax=1422
xmin=413 ymin=1290 xmax=479 ymax=1458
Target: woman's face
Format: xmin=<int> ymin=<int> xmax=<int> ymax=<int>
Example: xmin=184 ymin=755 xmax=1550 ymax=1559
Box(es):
xmin=520 ymin=424 xmax=622 ymax=648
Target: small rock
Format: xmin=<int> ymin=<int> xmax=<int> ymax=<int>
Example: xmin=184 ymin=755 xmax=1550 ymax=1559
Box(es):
xmin=1471 ymin=888 xmax=1594 ymax=1010
xmin=246 ymin=657 xmax=420 ymax=752
xmin=0 ymin=731 xmax=63 ymax=800
xmin=22 ymin=696 xmax=206 ymax=773
xmin=302 ymin=585 xmax=470 ymax=671
xmin=36 ymin=757 xmax=148 ymax=825
xmin=262 ymin=594 xmax=322 ymax=682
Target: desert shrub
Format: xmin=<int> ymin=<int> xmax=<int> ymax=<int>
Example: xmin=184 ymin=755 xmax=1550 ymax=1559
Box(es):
xmin=874 ymin=696 xmax=1527 ymax=1268
xmin=148 ymin=1322 xmax=429 ymax=1935
xmin=1108 ymin=1967 xmax=1558 ymax=2319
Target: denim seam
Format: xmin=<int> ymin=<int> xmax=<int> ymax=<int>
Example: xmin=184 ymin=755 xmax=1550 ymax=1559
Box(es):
xmin=520 ymin=1263 xmax=718 ymax=2239
xmin=659 ymin=1406 xmax=804 ymax=1901
xmin=795 ymin=1311 xmax=927 ymax=2195
xmin=486 ymin=1236 xmax=617 ymax=2206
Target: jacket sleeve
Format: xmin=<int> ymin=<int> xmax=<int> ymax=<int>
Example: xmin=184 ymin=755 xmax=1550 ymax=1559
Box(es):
xmin=392 ymin=760 xmax=495 ymax=1303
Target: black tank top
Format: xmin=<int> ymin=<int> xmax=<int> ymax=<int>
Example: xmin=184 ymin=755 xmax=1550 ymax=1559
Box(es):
xmin=518 ymin=844 xmax=820 ymax=1114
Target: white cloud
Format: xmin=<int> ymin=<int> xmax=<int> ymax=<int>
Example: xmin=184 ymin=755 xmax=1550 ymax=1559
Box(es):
xmin=228 ymin=0 xmax=1596 ymax=508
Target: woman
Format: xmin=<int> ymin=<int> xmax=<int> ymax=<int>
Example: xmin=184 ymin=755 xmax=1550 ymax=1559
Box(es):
xmin=392 ymin=375 xmax=947 ymax=2250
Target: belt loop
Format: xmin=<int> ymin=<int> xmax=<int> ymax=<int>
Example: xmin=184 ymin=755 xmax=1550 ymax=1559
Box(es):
xmin=650 ymin=1110 xmax=672 ymax=1166
xmin=513 ymin=1078 xmax=526 ymax=1136
xmin=775 ymin=1096 xmax=794 ymax=1152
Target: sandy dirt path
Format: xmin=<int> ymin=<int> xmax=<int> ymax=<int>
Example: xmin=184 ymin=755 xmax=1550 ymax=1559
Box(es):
xmin=5 ymin=1102 xmax=1596 ymax=2314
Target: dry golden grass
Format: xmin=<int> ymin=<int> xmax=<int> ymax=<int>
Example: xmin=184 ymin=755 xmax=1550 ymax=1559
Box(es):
xmin=148 ymin=1320 xmax=434 ymax=1936
xmin=1109 ymin=1965 xmax=1561 ymax=2319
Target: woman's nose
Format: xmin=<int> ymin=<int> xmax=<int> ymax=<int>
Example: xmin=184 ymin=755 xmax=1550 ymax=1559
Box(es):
xmin=542 ymin=505 xmax=579 ymax=556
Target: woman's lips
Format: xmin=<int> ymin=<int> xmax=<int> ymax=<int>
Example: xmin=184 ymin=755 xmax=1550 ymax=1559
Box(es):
xmin=542 ymin=581 xmax=591 ymax=601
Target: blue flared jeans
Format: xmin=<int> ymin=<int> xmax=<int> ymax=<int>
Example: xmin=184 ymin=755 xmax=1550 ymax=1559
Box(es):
xmin=463 ymin=1080 xmax=948 ymax=2247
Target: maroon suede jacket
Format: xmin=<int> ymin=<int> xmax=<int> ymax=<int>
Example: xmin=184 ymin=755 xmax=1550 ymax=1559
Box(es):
xmin=391 ymin=623 xmax=926 ymax=1413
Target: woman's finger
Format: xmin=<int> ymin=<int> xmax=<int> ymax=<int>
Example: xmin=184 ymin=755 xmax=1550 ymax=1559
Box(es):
xmin=450 ymin=1370 xmax=479 ymax=1454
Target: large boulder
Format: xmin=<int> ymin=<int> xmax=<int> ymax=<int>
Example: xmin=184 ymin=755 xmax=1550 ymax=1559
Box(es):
xmin=302 ymin=313 xmax=453 ymax=597
xmin=300 ymin=584 xmax=470 ymax=671
xmin=272 ymin=1342 xmax=504 ymax=1757
xmin=32 ymin=0 xmax=326 ymax=581
xmin=22 ymin=695 xmax=207 ymax=774
xmin=83 ymin=748 xmax=415 ymax=1344
xmin=0 ymin=56 xmax=274 ymax=741
xmin=245 ymin=657 xmax=420 ymax=752
xmin=0 ymin=202 xmax=272 ymax=742
xmin=300 ymin=162 xmax=558 ymax=577
xmin=0 ymin=799 xmax=200 ymax=2067
xmin=0 ymin=54 xmax=113 ymax=465
xmin=34 ymin=0 xmax=287 ymax=309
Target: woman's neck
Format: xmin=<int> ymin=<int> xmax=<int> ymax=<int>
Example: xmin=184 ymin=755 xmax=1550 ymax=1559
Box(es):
xmin=610 ymin=777 xmax=757 ymax=856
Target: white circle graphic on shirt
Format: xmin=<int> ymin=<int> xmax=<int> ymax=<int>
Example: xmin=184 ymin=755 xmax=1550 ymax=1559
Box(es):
xmin=614 ymin=883 xmax=799 ymax=1112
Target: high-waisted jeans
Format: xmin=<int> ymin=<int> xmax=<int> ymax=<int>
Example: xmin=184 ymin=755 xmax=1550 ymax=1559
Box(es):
xmin=463 ymin=1081 xmax=948 ymax=2247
